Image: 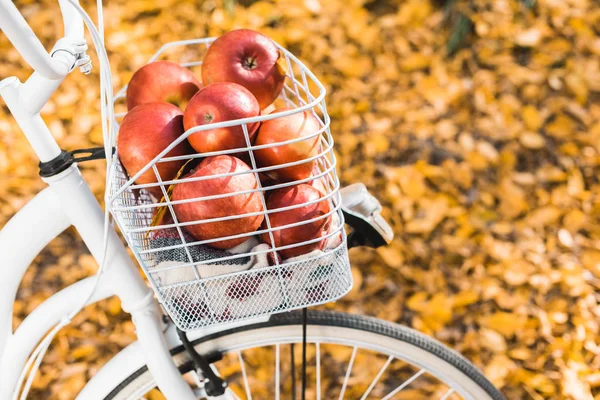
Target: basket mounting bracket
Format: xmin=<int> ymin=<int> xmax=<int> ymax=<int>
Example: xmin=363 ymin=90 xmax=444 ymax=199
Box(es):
xmin=39 ymin=146 xmax=115 ymax=177
xmin=176 ymin=327 xmax=227 ymax=396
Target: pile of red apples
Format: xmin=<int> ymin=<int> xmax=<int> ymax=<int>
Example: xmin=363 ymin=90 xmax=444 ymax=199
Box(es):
xmin=118 ymin=29 xmax=332 ymax=260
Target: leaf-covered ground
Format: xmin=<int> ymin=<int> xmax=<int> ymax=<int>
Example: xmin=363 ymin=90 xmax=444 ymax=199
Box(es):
xmin=2 ymin=0 xmax=600 ymax=398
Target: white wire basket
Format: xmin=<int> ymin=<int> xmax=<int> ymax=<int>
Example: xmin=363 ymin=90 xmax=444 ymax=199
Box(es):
xmin=108 ymin=37 xmax=352 ymax=331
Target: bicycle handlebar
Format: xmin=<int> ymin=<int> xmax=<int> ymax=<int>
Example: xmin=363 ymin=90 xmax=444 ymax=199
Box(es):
xmin=0 ymin=0 xmax=84 ymax=80
xmin=58 ymin=0 xmax=84 ymax=39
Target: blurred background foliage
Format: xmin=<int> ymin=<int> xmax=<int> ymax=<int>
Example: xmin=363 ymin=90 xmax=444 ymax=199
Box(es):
xmin=2 ymin=0 xmax=600 ymax=398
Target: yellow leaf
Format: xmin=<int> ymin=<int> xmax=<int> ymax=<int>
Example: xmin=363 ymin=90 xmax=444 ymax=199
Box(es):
xmin=520 ymin=132 xmax=546 ymax=149
xmin=347 ymin=266 xmax=363 ymax=299
xmin=481 ymin=312 xmax=527 ymax=337
xmin=332 ymin=55 xmax=373 ymax=78
xmin=559 ymin=141 xmax=579 ymax=156
xmin=530 ymin=374 xmax=556 ymax=394
xmin=453 ymin=290 xmax=479 ymax=308
xmin=526 ymin=206 xmax=562 ymax=228
xmin=363 ymin=134 xmax=390 ymax=157
xmin=476 ymin=141 xmax=499 ymax=163
xmin=515 ymin=28 xmax=543 ymax=47
xmin=303 ymin=0 xmax=321 ymax=14
xmin=503 ymin=264 xmax=530 ymax=286
xmin=465 ymin=151 xmax=489 ymax=170
xmin=480 ymin=328 xmax=507 ymax=353
xmin=509 ymin=347 xmax=533 ymax=360
xmin=354 ymin=99 xmax=370 ymax=113
xmin=568 ymin=18 xmax=594 ymax=37
xmin=71 ymin=344 xmax=97 ymax=360
xmin=148 ymin=389 xmax=168 ymax=400
xmin=567 ymin=168 xmax=585 ymax=197
xmin=582 ymin=250 xmax=600 ymax=278
xmin=377 ymin=246 xmax=404 ymax=269
xmin=396 ymin=166 xmax=426 ymax=198
xmin=537 ymin=38 xmax=571 ymax=66
xmin=545 ymin=114 xmax=575 ymax=138
xmin=396 ymin=0 xmax=432 ymax=26
xmin=148 ymin=158 xmax=195 ymax=236
xmin=484 ymin=355 xmax=517 ymax=388
xmin=498 ymin=178 xmax=528 ymax=218
xmin=558 ymin=229 xmax=574 ymax=248
xmin=522 ymin=105 xmax=544 ymax=131
xmin=563 ymin=209 xmax=587 ymax=232
xmin=565 ymin=74 xmax=588 ymax=104
xmin=585 ymin=372 xmax=600 ymax=388
xmin=537 ymin=165 xmax=568 ymax=182
xmin=562 ymin=365 xmax=594 ymax=400
xmin=275 ymin=53 xmax=289 ymax=76
xmin=421 ymin=293 xmax=453 ymax=331
xmin=399 ymin=54 xmax=431 ymax=72
xmin=107 ymin=297 xmax=122 ymax=316
xmin=406 ymin=292 xmax=428 ymax=312
xmin=405 ymin=197 xmax=449 ymax=234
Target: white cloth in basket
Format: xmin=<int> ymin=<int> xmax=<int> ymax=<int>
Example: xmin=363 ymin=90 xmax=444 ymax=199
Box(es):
xmin=149 ymin=238 xmax=269 ymax=285
xmin=149 ymin=213 xmax=344 ymax=324
xmin=196 ymin=247 xmax=342 ymax=319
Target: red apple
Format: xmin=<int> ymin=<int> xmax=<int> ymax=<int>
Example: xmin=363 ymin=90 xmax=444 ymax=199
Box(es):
xmin=309 ymin=174 xmax=330 ymax=195
xmin=308 ymin=164 xmax=332 ymax=195
xmin=202 ymin=29 xmax=286 ymax=109
xmin=262 ymin=103 xmax=276 ymax=115
xmin=118 ymin=102 xmax=190 ymax=199
xmin=261 ymin=184 xmax=331 ymax=259
xmin=258 ymin=172 xmax=277 ymax=188
xmin=150 ymin=207 xmax=190 ymax=241
xmin=127 ymin=61 xmax=202 ymax=110
xmin=172 ymin=155 xmax=264 ymax=249
xmin=183 ymin=82 xmax=260 ymax=153
xmin=254 ymin=108 xmax=322 ymax=182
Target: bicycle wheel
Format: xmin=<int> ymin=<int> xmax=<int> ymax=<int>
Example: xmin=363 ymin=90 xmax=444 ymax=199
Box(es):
xmin=105 ymin=310 xmax=504 ymax=400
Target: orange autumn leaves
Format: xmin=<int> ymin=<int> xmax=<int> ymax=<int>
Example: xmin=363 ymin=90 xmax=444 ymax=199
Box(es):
xmin=1 ymin=0 xmax=600 ymax=399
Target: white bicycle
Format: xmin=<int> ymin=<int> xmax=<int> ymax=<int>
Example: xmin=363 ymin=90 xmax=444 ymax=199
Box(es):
xmin=0 ymin=1 xmax=505 ymax=399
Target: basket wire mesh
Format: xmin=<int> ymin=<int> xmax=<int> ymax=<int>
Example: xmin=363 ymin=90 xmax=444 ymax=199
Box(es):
xmin=109 ymin=37 xmax=352 ymax=331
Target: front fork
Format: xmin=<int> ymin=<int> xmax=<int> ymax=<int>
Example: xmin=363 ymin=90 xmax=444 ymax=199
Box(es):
xmin=1 ymin=72 xmax=195 ymax=398
xmin=42 ymin=164 xmax=197 ymax=399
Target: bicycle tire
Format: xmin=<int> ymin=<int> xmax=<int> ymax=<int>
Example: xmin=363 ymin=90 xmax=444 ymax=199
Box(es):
xmin=105 ymin=310 xmax=504 ymax=400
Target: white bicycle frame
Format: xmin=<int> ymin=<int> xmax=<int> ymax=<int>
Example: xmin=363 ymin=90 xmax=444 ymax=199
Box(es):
xmin=0 ymin=1 xmax=257 ymax=398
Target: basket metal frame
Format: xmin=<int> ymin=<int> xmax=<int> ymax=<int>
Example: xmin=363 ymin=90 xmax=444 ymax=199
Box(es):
xmin=108 ymin=37 xmax=353 ymax=330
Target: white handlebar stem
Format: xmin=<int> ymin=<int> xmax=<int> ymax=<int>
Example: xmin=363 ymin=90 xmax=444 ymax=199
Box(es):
xmin=0 ymin=0 xmax=84 ymax=80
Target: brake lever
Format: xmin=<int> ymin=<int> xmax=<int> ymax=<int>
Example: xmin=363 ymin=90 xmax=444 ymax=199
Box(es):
xmin=340 ymin=183 xmax=394 ymax=249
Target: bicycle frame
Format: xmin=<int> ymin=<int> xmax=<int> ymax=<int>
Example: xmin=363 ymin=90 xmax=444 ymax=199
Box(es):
xmin=0 ymin=1 xmax=200 ymax=398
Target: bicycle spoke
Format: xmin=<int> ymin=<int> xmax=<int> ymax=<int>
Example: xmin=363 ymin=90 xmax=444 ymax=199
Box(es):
xmin=359 ymin=355 xmax=394 ymax=400
xmin=237 ymin=351 xmax=252 ymax=400
xmin=275 ymin=344 xmax=280 ymax=400
xmin=440 ymin=388 xmax=456 ymax=400
xmin=301 ymin=308 xmax=308 ymax=400
xmin=316 ymin=343 xmax=321 ymax=400
xmin=226 ymin=387 xmax=242 ymax=400
xmin=381 ymin=369 xmax=425 ymax=400
xmin=291 ymin=343 xmax=296 ymax=400
xmin=338 ymin=346 xmax=357 ymax=400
